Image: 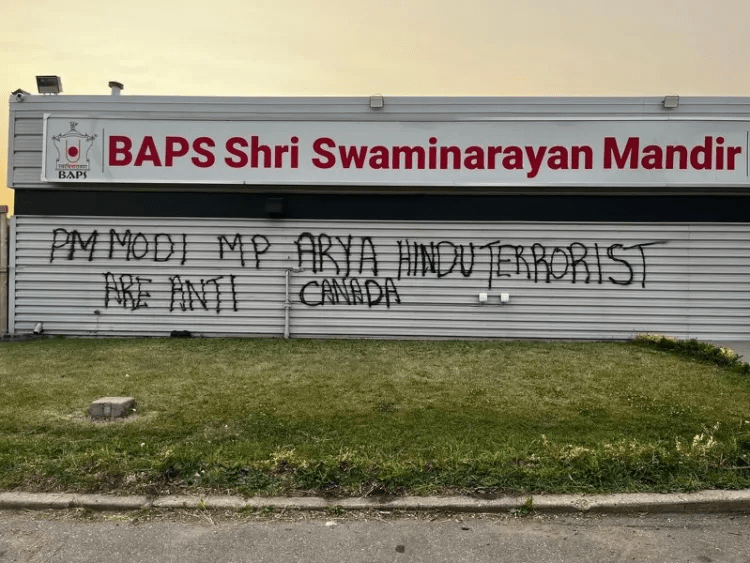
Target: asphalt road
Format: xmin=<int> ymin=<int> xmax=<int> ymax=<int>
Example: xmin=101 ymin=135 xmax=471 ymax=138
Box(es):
xmin=1 ymin=510 xmax=749 ymax=563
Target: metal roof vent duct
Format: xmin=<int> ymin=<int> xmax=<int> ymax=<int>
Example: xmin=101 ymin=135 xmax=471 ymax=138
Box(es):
xmin=108 ymin=81 xmax=124 ymax=96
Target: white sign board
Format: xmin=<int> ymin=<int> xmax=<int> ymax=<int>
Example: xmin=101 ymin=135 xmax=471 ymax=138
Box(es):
xmin=42 ymin=115 xmax=750 ymax=186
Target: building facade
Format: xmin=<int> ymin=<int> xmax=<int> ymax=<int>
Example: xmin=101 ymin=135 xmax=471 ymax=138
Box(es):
xmin=6 ymin=93 xmax=750 ymax=339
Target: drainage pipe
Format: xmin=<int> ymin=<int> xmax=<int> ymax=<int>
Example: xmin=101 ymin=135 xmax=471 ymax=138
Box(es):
xmin=0 ymin=206 xmax=7 ymax=336
xmin=284 ymin=269 xmax=291 ymax=339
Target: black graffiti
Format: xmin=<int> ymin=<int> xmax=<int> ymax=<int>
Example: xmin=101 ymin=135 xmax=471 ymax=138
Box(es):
xmin=217 ymin=233 xmax=270 ymax=268
xmin=395 ymin=238 xmax=668 ymax=289
xmin=108 ymin=230 xmax=188 ymax=264
xmin=295 ymin=233 xmax=378 ymax=276
xmin=570 ymin=242 xmax=592 ymax=283
xmin=397 ymin=240 xmax=476 ymax=279
xmin=299 ymin=277 xmax=401 ymax=308
xmin=57 ymin=226 xmax=674 ymax=317
xmin=103 ymin=273 xmax=152 ymax=310
xmin=489 ymin=240 xmax=667 ymax=289
xmin=168 ymin=275 xmax=238 ymax=313
xmin=50 ymin=228 xmax=98 ymax=262
xmin=50 ymin=228 xmax=189 ymax=263
xmin=395 ymin=238 xmax=667 ymax=289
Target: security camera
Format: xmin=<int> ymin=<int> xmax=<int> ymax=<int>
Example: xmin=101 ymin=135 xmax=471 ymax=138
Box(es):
xmin=12 ymin=89 xmax=30 ymax=102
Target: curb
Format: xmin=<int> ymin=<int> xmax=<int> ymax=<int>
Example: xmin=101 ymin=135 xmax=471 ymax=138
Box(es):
xmin=1 ymin=490 xmax=749 ymax=514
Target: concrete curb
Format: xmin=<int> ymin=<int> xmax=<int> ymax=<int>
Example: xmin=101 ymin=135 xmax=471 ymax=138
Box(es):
xmin=0 ymin=493 xmax=150 ymax=511
xmin=1 ymin=490 xmax=750 ymax=514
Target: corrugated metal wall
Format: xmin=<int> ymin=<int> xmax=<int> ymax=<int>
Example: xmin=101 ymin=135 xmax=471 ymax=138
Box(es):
xmin=11 ymin=216 xmax=750 ymax=339
xmin=7 ymin=98 xmax=750 ymax=340
xmin=9 ymin=116 xmax=44 ymax=185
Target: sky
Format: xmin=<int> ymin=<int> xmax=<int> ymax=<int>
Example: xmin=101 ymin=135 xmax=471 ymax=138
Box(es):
xmin=2 ymin=0 xmax=750 ymax=214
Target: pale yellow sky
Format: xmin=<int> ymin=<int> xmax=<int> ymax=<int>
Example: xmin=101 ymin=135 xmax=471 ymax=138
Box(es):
xmin=3 ymin=0 xmax=750 ymax=213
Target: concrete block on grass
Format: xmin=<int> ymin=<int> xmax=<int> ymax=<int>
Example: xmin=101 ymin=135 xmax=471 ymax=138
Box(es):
xmin=89 ymin=397 xmax=136 ymax=420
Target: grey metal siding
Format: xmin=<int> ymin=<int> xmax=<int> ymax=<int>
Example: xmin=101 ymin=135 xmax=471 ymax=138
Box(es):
xmin=7 ymin=95 xmax=750 ymax=340
xmin=11 ymin=216 xmax=750 ymax=339
xmin=9 ymin=117 xmax=44 ymax=186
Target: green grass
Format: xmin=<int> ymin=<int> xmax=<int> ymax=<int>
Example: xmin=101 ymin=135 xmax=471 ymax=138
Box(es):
xmin=1 ymin=337 xmax=749 ymax=496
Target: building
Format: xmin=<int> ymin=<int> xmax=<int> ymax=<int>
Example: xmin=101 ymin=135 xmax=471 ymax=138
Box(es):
xmin=5 ymin=90 xmax=750 ymax=339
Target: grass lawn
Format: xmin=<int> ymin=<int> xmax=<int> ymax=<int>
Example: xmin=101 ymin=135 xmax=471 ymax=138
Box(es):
xmin=1 ymin=337 xmax=749 ymax=497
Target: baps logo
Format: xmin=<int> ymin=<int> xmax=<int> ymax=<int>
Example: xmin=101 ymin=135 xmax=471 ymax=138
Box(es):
xmin=52 ymin=122 xmax=97 ymax=179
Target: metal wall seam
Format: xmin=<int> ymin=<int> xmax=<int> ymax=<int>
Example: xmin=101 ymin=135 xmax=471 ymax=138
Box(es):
xmin=8 ymin=217 xmax=17 ymax=335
